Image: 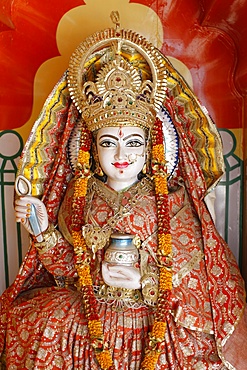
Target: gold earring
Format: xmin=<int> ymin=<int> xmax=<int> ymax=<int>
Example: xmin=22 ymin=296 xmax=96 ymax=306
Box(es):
xmin=92 ymin=139 xmax=104 ymax=177
xmin=95 ymin=163 xmax=104 ymax=177
xmin=142 ymin=163 xmax=147 ymax=174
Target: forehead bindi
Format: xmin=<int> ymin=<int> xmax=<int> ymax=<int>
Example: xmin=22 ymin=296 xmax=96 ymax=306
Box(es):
xmin=118 ymin=127 xmax=124 ymax=138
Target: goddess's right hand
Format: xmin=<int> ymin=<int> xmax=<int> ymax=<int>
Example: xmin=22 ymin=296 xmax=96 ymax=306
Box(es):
xmin=15 ymin=196 xmax=49 ymax=235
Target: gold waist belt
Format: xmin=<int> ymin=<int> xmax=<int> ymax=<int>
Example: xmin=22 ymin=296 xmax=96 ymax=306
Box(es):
xmin=94 ymin=284 xmax=144 ymax=311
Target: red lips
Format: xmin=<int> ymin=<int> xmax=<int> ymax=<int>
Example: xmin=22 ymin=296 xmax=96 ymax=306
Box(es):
xmin=113 ymin=162 xmax=129 ymax=169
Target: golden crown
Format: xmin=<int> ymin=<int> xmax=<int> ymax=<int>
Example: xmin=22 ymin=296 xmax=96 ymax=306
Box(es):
xmin=67 ymin=13 xmax=168 ymax=132
xmin=80 ymin=57 xmax=156 ymax=131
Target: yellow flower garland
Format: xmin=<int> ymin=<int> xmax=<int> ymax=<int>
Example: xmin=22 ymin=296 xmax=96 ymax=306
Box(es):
xmin=159 ymin=267 xmax=173 ymax=291
xmin=74 ymin=178 xmax=88 ymax=197
xmin=72 ymin=129 xmax=115 ymax=370
xmin=151 ymin=321 xmax=167 ymax=338
xmin=141 ymin=118 xmax=172 ymax=369
xmin=152 ymin=144 xmax=165 ymax=161
xmin=88 ymin=319 xmax=104 ymax=338
xmin=141 ymin=351 xmax=160 ymax=370
xmin=78 ymin=150 xmax=90 ymax=164
xmin=72 ymin=230 xmax=87 ymax=249
xmin=96 ymin=352 xmax=114 ymax=370
xmin=158 ymin=234 xmax=172 ymax=255
xmin=76 ymin=265 xmax=93 ymax=286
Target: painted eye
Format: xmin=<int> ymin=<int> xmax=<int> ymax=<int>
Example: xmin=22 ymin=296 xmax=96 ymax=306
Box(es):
xmin=99 ymin=140 xmax=117 ymax=147
xmin=126 ymin=140 xmax=144 ymax=147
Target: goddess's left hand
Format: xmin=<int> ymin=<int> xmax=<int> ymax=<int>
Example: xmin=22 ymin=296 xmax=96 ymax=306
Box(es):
xmin=102 ymin=261 xmax=141 ymax=289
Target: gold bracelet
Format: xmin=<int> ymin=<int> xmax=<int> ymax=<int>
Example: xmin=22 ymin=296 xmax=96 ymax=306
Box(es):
xmin=34 ymin=224 xmax=58 ymax=254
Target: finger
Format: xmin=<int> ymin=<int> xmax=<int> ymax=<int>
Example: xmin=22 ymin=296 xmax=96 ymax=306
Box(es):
xmin=16 ymin=200 xmax=32 ymax=211
xmin=16 ymin=217 xmax=28 ymax=225
xmin=15 ymin=206 xmax=32 ymax=216
xmin=15 ymin=199 xmax=29 ymax=207
xmin=15 ymin=196 xmax=31 ymax=203
xmin=15 ymin=196 xmax=41 ymax=209
xmin=15 ymin=210 xmax=26 ymax=218
xmin=109 ymin=271 xmax=129 ymax=279
xmin=15 ymin=204 xmax=29 ymax=212
xmin=25 ymin=197 xmax=43 ymax=207
xmin=102 ymin=262 xmax=109 ymax=273
xmin=108 ymin=265 xmax=122 ymax=272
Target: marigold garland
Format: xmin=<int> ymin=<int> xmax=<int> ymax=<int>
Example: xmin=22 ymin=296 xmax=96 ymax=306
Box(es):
xmin=71 ymin=126 xmax=115 ymax=370
xmin=78 ymin=150 xmax=90 ymax=164
xmin=151 ymin=321 xmax=167 ymax=338
xmin=88 ymin=319 xmax=104 ymax=338
xmin=74 ymin=177 xmax=88 ymax=197
xmin=140 ymin=118 xmax=172 ymax=370
xmin=154 ymin=176 xmax=168 ymax=194
xmin=77 ymin=265 xmax=93 ymax=286
xmin=72 ymin=230 xmax=87 ymax=249
xmin=152 ymin=144 xmax=165 ymax=161
xmin=141 ymin=351 xmax=160 ymax=370
xmin=96 ymin=351 xmax=114 ymax=370
xmin=158 ymin=233 xmax=172 ymax=250
xmin=159 ymin=267 xmax=173 ymax=291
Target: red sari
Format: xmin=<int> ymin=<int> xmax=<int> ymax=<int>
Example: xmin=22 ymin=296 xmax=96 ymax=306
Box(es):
xmin=0 ymin=174 xmax=245 ymax=369
xmin=0 ymin=74 xmax=246 ymax=369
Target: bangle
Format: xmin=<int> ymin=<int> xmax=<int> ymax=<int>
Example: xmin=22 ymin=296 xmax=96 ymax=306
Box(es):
xmin=34 ymin=224 xmax=58 ymax=254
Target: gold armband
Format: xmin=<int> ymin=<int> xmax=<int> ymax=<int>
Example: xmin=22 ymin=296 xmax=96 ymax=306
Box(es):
xmin=34 ymin=224 xmax=59 ymax=254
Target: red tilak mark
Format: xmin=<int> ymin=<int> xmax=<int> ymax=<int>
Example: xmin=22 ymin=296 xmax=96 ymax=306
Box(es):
xmin=118 ymin=126 xmax=124 ymax=138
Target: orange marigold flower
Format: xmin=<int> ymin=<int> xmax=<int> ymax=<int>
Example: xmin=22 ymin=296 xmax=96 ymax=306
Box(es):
xmin=77 ymin=265 xmax=93 ymax=286
xmin=74 ymin=177 xmax=88 ymax=197
xmin=96 ymin=350 xmax=114 ymax=369
xmin=141 ymin=350 xmax=160 ymax=370
xmin=154 ymin=176 xmax=168 ymax=195
xmin=78 ymin=149 xmax=90 ymax=164
xmin=158 ymin=233 xmax=172 ymax=255
xmin=151 ymin=321 xmax=167 ymax=339
xmin=72 ymin=230 xmax=87 ymax=250
xmin=152 ymin=144 xmax=165 ymax=162
xmin=88 ymin=319 xmax=103 ymax=338
xmin=159 ymin=267 xmax=173 ymax=291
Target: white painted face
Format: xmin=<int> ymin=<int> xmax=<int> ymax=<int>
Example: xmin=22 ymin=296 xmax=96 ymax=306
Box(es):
xmin=96 ymin=126 xmax=146 ymax=191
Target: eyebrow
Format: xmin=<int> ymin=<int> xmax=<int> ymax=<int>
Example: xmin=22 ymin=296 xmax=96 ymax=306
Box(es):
xmin=123 ymin=134 xmax=144 ymax=141
xmin=98 ymin=133 xmax=144 ymax=141
xmin=98 ymin=134 xmax=118 ymax=140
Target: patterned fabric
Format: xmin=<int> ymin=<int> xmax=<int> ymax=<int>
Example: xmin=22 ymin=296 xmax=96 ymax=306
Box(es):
xmin=0 ymin=173 xmax=245 ymax=369
xmin=0 ymin=62 xmax=245 ymax=369
xmin=0 ymin=178 xmax=234 ymax=370
xmin=5 ymin=287 xmax=225 ymax=370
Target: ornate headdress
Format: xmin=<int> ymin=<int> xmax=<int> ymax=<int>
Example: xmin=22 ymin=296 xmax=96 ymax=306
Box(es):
xmin=67 ymin=13 xmax=168 ymax=132
xmin=79 ymin=59 xmax=156 ymax=131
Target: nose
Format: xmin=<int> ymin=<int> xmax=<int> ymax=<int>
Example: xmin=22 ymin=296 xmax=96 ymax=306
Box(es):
xmin=114 ymin=143 xmax=126 ymax=161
